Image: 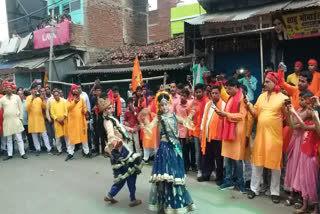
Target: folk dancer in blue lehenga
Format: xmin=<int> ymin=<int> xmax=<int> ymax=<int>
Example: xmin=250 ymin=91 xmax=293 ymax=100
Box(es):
xmin=140 ymin=91 xmax=196 ymax=214
xmin=99 ymin=98 xmax=144 ymax=207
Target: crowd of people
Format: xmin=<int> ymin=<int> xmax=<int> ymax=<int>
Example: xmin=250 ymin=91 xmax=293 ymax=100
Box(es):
xmin=187 ymin=57 xmax=320 ymax=214
xmin=1 ymin=57 xmax=320 ymax=214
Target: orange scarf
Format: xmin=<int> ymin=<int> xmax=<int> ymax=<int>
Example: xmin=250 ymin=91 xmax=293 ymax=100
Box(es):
xmin=201 ymin=99 xmax=222 ymax=155
xmin=112 ymin=95 xmax=122 ymax=117
xmin=218 ymin=89 xmax=242 ymax=141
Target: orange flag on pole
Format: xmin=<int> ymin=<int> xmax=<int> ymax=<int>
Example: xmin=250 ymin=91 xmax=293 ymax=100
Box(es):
xmin=44 ymin=71 xmax=48 ymax=87
xmin=132 ymin=56 xmax=143 ymax=92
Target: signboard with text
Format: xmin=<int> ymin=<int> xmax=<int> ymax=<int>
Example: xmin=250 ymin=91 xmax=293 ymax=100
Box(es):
xmin=201 ymin=15 xmax=272 ymax=36
xmin=33 ymin=21 xmax=70 ymax=49
xmin=281 ymin=9 xmax=320 ymax=40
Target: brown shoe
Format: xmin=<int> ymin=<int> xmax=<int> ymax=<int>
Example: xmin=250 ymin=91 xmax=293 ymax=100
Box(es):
xmin=104 ymin=196 xmax=118 ymax=204
xmin=129 ymin=199 xmax=142 ymax=207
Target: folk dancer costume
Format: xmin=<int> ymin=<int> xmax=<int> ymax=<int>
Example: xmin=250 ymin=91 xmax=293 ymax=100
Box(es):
xmin=248 ymin=72 xmax=288 ymax=202
xmin=0 ymin=83 xmax=27 ymax=159
xmin=99 ymin=99 xmax=143 ymax=207
xmin=141 ymin=91 xmax=196 ymax=214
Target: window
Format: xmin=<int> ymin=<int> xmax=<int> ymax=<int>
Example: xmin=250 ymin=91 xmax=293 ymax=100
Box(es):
xmin=63 ymin=4 xmax=70 ymax=13
xmin=54 ymin=6 xmax=60 ymax=15
xmin=70 ymin=0 xmax=81 ymax=12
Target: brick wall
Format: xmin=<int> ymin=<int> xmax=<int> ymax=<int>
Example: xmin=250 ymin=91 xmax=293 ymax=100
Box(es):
xmin=148 ymin=0 xmax=178 ymax=42
xmin=126 ymin=0 xmax=148 ymax=45
xmin=70 ymin=24 xmax=85 ymax=48
xmin=69 ymin=0 xmax=148 ymax=63
xmin=85 ymin=0 xmax=147 ymax=49
xmin=86 ymin=0 xmax=123 ymax=49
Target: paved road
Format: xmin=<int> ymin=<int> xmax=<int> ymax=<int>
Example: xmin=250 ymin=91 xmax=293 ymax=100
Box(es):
xmin=0 ymin=152 xmax=294 ymax=214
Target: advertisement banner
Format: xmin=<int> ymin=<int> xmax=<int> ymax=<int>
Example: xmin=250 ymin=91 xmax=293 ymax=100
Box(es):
xmin=278 ymin=9 xmax=320 ymax=40
xmin=33 ymin=21 xmax=70 ymax=49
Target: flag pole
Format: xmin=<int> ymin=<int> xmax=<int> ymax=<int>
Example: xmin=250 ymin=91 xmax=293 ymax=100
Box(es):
xmin=146 ymin=80 xmax=148 ymax=107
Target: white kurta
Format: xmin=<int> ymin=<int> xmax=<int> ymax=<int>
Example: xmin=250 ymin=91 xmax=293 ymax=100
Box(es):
xmin=0 ymin=94 xmax=24 ymax=136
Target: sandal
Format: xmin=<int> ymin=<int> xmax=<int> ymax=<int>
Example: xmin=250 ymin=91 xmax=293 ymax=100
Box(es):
xmin=271 ymin=195 xmax=280 ymax=204
xmin=247 ymin=190 xmax=256 ymax=199
xmin=295 ymin=209 xmax=309 ymax=214
xmin=129 ymin=199 xmax=142 ymax=207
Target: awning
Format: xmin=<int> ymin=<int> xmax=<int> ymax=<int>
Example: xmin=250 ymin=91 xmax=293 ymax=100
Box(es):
xmin=0 ymin=62 xmax=16 ymax=70
xmin=68 ymin=62 xmax=191 ymax=75
xmin=6 ymin=37 xmax=21 ymax=54
xmin=0 ymin=33 xmax=32 ymax=55
xmin=13 ymin=57 xmax=48 ymax=69
xmin=186 ymin=0 xmax=320 ymax=25
xmin=54 ymin=53 xmax=74 ymax=60
xmin=0 ymin=40 xmax=10 ymax=55
xmin=0 ymin=53 xmax=75 ymax=70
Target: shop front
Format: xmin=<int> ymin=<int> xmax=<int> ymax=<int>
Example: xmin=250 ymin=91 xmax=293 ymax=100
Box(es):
xmin=185 ymin=0 xmax=320 ymax=101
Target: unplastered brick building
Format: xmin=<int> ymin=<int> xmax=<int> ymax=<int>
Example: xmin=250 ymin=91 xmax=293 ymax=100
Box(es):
xmin=48 ymin=0 xmax=148 ymax=63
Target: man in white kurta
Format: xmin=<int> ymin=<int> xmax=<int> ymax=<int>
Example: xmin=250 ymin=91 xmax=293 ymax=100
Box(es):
xmin=0 ymin=83 xmax=27 ymax=160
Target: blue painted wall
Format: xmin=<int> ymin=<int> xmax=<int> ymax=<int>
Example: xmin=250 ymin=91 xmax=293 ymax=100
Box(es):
xmin=214 ymin=49 xmax=270 ymax=103
xmin=47 ymin=0 xmax=83 ymax=24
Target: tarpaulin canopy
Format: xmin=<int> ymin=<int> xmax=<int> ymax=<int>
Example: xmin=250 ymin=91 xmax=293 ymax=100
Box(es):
xmin=12 ymin=57 xmax=48 ymax=69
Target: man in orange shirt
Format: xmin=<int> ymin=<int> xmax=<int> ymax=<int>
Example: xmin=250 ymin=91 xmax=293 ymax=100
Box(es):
xmin=278 ymin=69 xmax=313 ymax=110
xmin=189 ymin=83 xmax=210 ymax=178
xmin=216 ymin=78 xmax=248 ymax=193
xmin=307 ymin=59 xmax=320 ymax=96
xmin=198 ymin=85 xmax=225 ymax=184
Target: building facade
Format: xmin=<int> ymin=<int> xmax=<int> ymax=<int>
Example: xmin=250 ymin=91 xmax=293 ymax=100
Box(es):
xmin=0 ymin=0 xmax=148 ymax=88
xmin=171 ymin=3 xmax=206 ymax=38
xmin=185 ymin=0 xmax=320 ymax=102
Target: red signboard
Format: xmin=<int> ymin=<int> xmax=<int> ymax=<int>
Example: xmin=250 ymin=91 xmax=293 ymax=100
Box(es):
xmin=33 ymin=21 xmax=70 ymax=49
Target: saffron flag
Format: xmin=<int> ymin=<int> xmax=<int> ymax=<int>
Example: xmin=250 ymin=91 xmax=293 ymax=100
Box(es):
xmin=132 ymin=56 xmax=143 ymax=92
xmin=44 ymin=71 xmax=48 ymax=87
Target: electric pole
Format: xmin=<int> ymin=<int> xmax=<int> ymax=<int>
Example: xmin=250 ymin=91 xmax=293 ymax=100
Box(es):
xmin=48 ymin=0 xmax=55 ymax=85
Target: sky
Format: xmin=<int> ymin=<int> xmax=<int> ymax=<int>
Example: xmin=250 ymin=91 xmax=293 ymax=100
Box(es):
xmin=0 ymin=0 xmax=9 ymax=41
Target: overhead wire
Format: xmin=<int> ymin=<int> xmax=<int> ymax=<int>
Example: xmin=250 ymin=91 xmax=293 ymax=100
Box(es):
xmin=6 ymin=0 xmax=149 ymax=35
xmin=0 ymin=0 xmax=65 ymax=25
